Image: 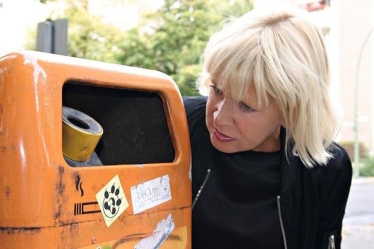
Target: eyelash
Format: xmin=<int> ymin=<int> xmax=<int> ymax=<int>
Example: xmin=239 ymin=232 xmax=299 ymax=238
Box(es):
xmin=209 ymin=84 xmax=223 ymax=96
xmin=209 ymin=84 xmax=257 ymax=113
xmin=238 ymin=102 xmax=257 ymax=113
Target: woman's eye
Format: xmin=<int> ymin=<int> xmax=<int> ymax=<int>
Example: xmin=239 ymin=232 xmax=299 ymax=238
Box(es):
xmin=238 ymin=102 xmax=257 ymax=113
xmin=209 ymin=85 xmax=223 ymax=96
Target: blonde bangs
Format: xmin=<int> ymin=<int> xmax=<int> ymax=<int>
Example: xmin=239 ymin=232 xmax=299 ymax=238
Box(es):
xmin=199 ymin=25 xmax=271 ymax=108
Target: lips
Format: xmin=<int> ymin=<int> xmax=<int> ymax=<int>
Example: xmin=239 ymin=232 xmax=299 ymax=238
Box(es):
xmin=213 ymin=128 xmax=236 ymax=142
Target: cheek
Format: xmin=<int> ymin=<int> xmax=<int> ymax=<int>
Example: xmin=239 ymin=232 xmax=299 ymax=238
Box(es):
xmin=206 ymin=98 xmax=215 ymax=119
xmin=236 ymin=115 xmax=278 ymax=136
xmin=205 ymin=101 xmax=213 ymax=125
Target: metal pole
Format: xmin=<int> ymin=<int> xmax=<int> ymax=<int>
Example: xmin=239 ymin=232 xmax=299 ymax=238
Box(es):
xmin=36 ymin=20 xmax=53 ymax=53
xmin=36 ymin=19 xmax=68 ymax=55
xmin=354 ymin=27 xmax=374 ymax=178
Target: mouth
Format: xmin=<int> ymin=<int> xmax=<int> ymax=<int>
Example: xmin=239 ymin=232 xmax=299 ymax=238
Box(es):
xmin=213 ymin=128 xmax=236 ymax=142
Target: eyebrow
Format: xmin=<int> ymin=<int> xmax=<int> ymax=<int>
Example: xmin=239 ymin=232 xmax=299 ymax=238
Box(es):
xmin=210 ymin=78 xmax=218 ymax=85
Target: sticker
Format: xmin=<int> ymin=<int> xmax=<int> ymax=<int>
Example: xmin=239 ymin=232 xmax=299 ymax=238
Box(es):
xmin=130 ymin=174 xmax=172 ymax=214
xmin=134 ymin=213 xmax=175 ymax=249
xmin=96 ymin=175 xmax=129 ymax=227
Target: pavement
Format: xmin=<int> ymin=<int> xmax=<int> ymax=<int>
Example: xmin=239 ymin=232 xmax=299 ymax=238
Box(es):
xmin=342 ymin=177 xmax=374 ymax=248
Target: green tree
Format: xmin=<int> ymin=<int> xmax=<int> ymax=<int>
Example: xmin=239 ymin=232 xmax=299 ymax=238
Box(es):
xmin=31 ymin=0 xmax=126 ymax=63
xmin=63 ymin=0 xmax=125 ymax=63
xmin=116 ymin=0 xmax=253 ymax=96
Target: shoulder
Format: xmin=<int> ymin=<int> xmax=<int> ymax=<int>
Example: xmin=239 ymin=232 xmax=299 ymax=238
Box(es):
xmin=312 ymin=143 xmax=352 ymax=205
xmin=311 ymin=143 xmax=352 ymax=232
xmin=183 ymin=96 xmax=207 ymax=117
xmin=183 ymin=96 xmax=207 ymax=136
xmin=312 ymin=143 xmax=352 ymax=181
xmin=324 ymin=143 xmax=352 ymax=176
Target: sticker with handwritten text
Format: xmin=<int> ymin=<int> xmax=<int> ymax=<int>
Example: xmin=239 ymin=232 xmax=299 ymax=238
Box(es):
xmin=130 ymin=175 xmax=172 ymax=214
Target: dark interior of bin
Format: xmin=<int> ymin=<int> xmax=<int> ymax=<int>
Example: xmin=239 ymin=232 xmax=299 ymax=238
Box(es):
xmin=62 ymin=82 xmax=175 ymax=165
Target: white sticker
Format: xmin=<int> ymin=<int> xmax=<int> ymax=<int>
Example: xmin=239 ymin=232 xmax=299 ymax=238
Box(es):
xmin=131 ymin=174 xmax=172 ymax=214
xmin=96 ymin=175 xmax=129 ymax=227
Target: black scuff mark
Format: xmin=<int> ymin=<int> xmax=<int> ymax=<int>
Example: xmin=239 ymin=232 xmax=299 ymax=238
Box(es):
xmin=0 ymin=220 xmax=92 ymax=236
xmin=167 ymin=234 xmax=183 ymax=241
xmin=0 ymin=227 xmax=41 ymax=235
xmin=54 ymin=165 xmax=66 ymax=220
xmin=4 ymin=186 xmax=10 ymax=199
xmin=69 ymin=221 xmax=79 ymax=238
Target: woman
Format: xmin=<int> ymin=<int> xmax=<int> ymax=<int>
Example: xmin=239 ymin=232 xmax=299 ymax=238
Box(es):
xmin=184 ymin=7 xmax=352 ymax=249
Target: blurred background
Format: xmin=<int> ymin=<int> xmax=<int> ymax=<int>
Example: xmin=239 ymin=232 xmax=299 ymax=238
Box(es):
xmin=1 ymin=0 xmax=373 ymax=247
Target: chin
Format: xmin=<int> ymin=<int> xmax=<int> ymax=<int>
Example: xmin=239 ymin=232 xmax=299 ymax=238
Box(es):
xmin=211 ymin=139 xmax=239 ymax=154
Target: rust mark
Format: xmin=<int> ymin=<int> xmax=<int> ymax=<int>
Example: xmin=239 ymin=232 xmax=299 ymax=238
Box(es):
xmin=4 ymin=186 xmax=10 ymax=199
xmin=0 ymin=145 xmax=19 ymax=153
xmin=54 ymin=165 xmax=66 ymax=220
xmin=0 ymin=104 xmax=3 ymax=114
xmin=168 ymin=234 xmax=183 ymax=241
xmin=0 ymin=227 xmax=41 ymax=235
xmin=11 ymin=145 xmax=17 ymax=152
xmin=91 ymin=185 xmax=98 ymax=192
xmin=67 ymin=219 xmax=79 ymax=238
xmin=0 ymin=220 xmax=92 ymax=236
xmin=56 ymin=166 xmax=65 ymax=195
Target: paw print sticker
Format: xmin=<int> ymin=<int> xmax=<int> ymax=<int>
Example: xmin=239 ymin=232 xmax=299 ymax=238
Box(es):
xmin=103 ymin=184 xmax=122 ymax=218
xmin=96 ymin=175 xmax=129 ymax=227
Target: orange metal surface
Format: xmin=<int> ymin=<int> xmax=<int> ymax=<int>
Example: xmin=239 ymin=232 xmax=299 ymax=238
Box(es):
xmin=0 ymin=51 xmax=191 ymax=248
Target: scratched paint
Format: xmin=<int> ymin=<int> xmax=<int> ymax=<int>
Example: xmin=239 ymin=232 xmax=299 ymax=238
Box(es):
xmin=23 ymin=53 xmax=51 ymax=167
xmin=134 ymin=213 xmax=175 ymax=249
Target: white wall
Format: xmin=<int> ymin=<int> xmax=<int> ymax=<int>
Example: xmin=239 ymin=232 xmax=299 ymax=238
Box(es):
xmin=0 ymin=0 xmax=49 ymax=57
xmin=337 ymin=0 xmax=373 ymax=153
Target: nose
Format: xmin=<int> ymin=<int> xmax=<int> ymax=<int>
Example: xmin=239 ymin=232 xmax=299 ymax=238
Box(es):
xmin=214 ymin=97 xmax=234 ymax=126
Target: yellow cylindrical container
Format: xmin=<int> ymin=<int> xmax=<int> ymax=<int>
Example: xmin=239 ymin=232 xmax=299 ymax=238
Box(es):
xmin=62 ymin=106 xmax=103 ymax=162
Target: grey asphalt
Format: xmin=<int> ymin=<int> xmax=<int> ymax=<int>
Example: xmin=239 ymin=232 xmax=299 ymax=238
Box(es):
xmin=342 ymin=177 xmax=374 ymax=248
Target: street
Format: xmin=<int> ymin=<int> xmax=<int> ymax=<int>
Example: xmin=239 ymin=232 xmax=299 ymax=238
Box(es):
xmin=342 ymin=177 xmax=374 ymax=248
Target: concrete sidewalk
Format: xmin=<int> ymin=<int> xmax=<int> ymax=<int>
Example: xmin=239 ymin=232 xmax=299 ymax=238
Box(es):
xmin=342 ymin=177 xmax=374 ymax=248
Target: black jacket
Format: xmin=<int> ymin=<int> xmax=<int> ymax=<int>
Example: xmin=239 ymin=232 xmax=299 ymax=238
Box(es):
xmin=184 ymin=96 xmax=352 ymax=249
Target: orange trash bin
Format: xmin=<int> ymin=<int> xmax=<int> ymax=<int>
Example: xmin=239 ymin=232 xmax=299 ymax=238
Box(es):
xmin=0 ymin=51 xmax=191 ymax=248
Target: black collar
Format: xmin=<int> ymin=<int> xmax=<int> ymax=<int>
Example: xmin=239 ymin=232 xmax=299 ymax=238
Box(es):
xmin=195 ymin=105 xmax=299 ymax=196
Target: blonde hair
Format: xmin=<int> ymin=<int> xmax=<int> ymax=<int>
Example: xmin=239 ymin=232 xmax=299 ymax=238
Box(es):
xmin=197 ymin=7 xmax=337 ymax=167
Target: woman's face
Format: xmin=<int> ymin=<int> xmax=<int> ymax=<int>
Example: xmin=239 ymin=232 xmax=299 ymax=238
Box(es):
xmin=205 ymin=81 xmax=284 ymax=153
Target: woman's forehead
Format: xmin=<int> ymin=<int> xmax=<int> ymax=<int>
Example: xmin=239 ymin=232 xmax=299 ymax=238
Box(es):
xmin=212 ymin=79 xmax=259 ymax=105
